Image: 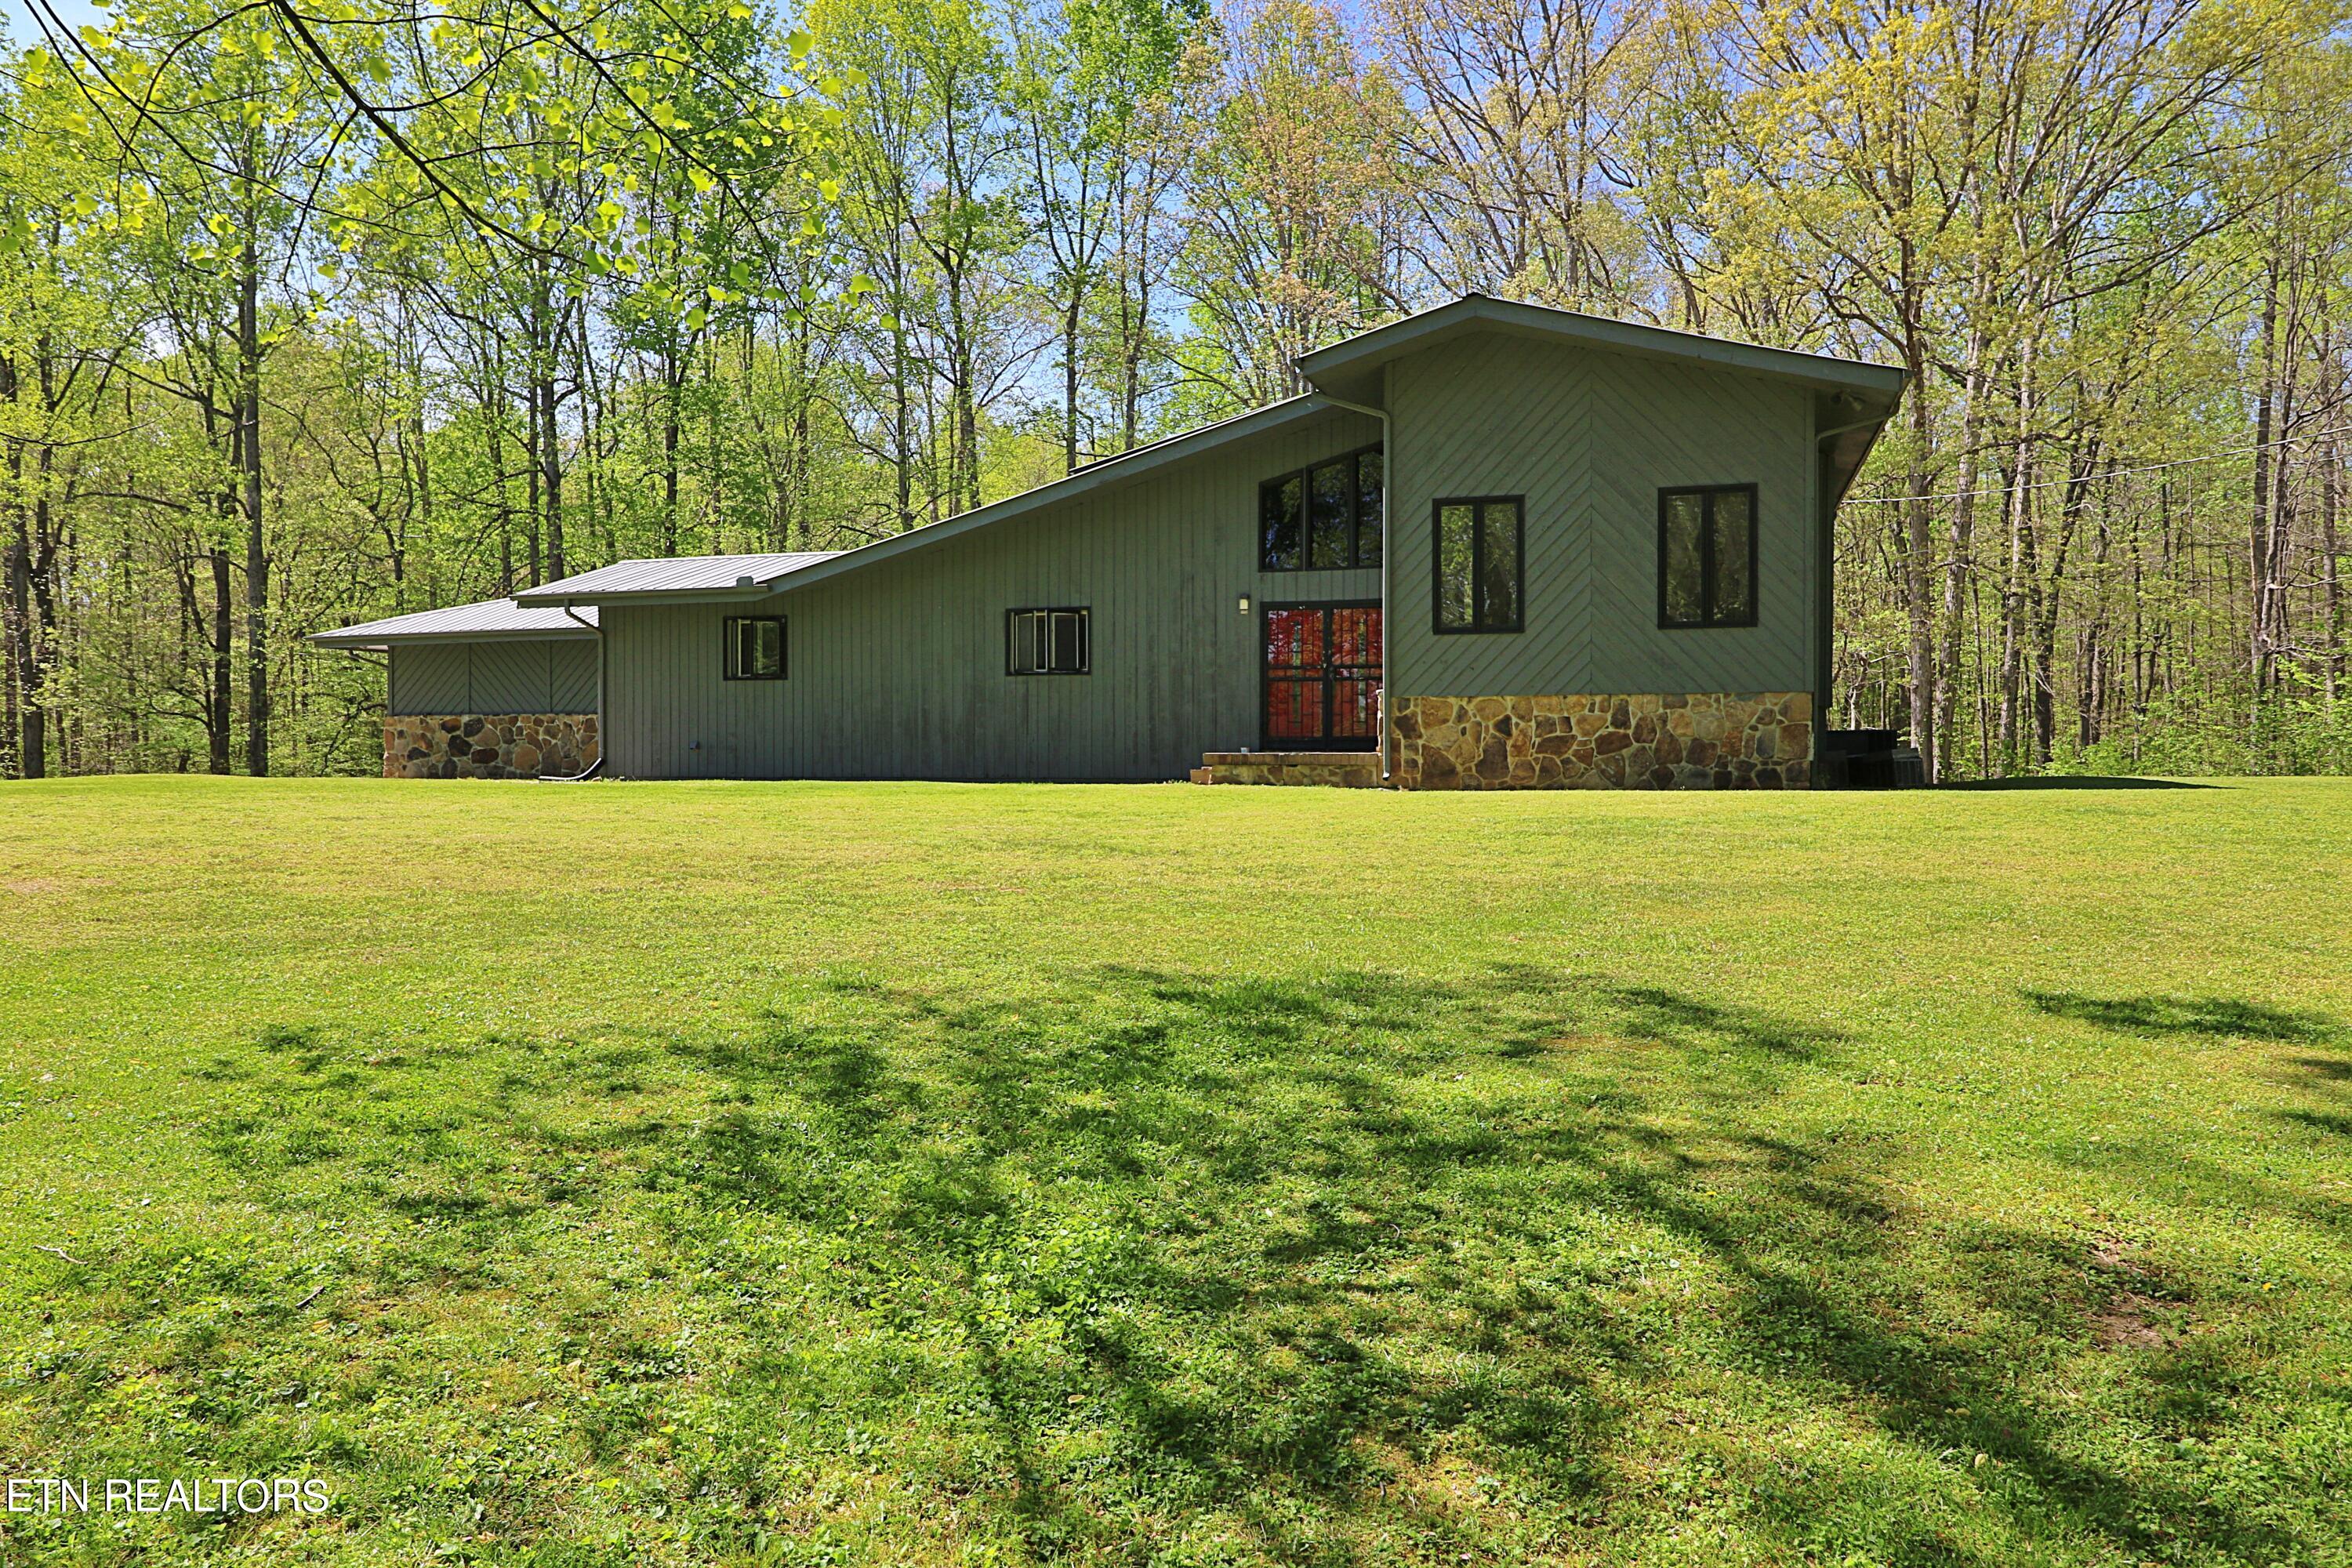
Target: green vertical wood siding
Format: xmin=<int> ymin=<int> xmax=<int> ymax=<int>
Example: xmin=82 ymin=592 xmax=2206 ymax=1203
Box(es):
xmin=1385 ymin=332 xmax=1818 ymax=702
xmin=602 ymin=407 xmax=1382 ymax=779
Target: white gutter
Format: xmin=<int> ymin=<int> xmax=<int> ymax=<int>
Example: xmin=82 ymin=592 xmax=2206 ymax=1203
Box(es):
xmin=1313 ymin=390 xmax=1393 ymax=782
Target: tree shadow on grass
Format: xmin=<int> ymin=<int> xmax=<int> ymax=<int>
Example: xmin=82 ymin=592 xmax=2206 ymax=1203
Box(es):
xmin=2024 ymin=989 xmax=2346 ymax=1047
xmin=636 ymin=968 xmax=2299 ymax=1563
xmin=146 ymin=970 xmax=2324 ymax=1563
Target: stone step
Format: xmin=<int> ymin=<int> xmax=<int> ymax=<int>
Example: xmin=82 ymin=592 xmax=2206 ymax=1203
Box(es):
xmin=1193 ymin=751 xmax=1384 ymax=788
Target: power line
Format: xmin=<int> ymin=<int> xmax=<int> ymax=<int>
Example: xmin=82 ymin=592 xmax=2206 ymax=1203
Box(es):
xmin=1842 ymin=421 xmax=2352 ymax=506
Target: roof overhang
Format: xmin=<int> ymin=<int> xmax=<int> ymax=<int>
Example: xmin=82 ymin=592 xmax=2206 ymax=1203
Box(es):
xmin=514 ymin=552 xmax=842 ymax=608
xmin=307 ymin=598 xmax=600 ymax=649
xmin=1297 ymin=294 xmax=1907 ymax=408
xmin=517 ymin=583 xmax=777 ymax=608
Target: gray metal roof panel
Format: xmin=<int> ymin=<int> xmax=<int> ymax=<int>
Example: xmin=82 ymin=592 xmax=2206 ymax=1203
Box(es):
xmin=308 ymin=597 xmax=598 ymax=648
xmin=514 ymin=551 xmax=840 ymax=603
xmin=1297 ymin=294 xmax=1907 ymax=407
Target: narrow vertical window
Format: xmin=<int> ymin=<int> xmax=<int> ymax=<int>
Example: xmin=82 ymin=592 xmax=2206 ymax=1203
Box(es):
xmin=1308 ymin=459 xmax=1351 ymax=568
xmin=1432 ymin=496 xmax=1524 ymax=633
xmin=723 ymin=616 xmax=786 ymax=679
xmin=1356 ymin=449 xmax=1384 ymax=568
xmin=1007 ymin=608 xmax=1091 ymax=674
xmin=1261 ymin=475 xmax=1303 ymax=572
xmin=1657 ymin=484 xmax=1759 ymax=628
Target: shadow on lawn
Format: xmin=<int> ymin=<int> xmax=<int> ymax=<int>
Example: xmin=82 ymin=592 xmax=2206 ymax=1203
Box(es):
xmin=632 ymin=968 xmax=2292 ymax=1563
xmin=166 ymin=971 xmax=2321 ymax=1563
xmin=2024 ymin=989 xmax=2346 ymax=1047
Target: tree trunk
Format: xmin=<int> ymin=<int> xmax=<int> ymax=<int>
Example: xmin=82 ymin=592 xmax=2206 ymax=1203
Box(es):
xmin=209 ymin=548 xmax=234 ymax=775
xmin=2249 ymin=249 xmax=2280 ymax=695
xmin=1936 ymin=325 xmax=1993 ymax=779
xmin=239 ymin=241 xmax=269 ymax=777
xmin=1899 ymin=303 xmax=1938 ymax=775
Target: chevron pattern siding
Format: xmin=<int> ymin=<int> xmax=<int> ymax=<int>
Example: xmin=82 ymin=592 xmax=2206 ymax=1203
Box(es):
xmin=388 ymin=637 xmax=599 ymax=717
xmin=550 ymin=641 xmax=598 ymax=712
xmin=470 ymin=639 xmax=549 ymax=713
xmin=388 ymin=644 xmax=469 ymax=715
xmin=1386 ymin=332 xmax=1817 ymax=706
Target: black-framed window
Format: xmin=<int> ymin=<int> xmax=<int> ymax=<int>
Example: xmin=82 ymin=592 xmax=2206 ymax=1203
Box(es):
xmin=723 ymin=615 xmax=785 ymax=679
xmin=1260 ymin=445 xmax=1383 ymax=571
xmin=1007 ymin=607 xmax=1090 ymax=674
xmin=1432 ymin=495 xmax=1523 ymax=633
xmin=1658 ymin=484 xmax=1758 ymax=629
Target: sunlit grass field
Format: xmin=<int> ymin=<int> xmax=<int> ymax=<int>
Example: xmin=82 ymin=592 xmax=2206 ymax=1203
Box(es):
xmin=2 ymin=774 xmax=2349 ymax=1566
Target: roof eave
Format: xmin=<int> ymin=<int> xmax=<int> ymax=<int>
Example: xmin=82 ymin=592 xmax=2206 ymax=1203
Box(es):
xmin=1298 ymin=295 xmax=1907 ymax=408
xmin=512 ymin=583 xmax=781 ymax=608
xmin=307 ymin=626 xmax=599 ymax=648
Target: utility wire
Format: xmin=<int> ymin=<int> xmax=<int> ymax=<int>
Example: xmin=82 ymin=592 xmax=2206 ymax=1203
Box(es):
xmin=1842 ymin=420 xmax=2352 ymax=506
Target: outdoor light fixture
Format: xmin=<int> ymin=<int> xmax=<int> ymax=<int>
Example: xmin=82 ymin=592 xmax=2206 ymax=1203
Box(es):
xmin=1238 ymin=594 xmax=1251 ymax=613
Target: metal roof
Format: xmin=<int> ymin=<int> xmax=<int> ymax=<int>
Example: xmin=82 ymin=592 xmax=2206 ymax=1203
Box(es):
xmin=308 ymin=597 xmax=598 ymax=648
xmin=1296 ymin=293 xmax=1907 ymax=408
xmin=514 ymin=551 xmax=840 ymax=604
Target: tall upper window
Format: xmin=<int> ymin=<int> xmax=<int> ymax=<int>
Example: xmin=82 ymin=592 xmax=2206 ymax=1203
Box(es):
xmin=1432 ymin=496 xmax=1523 ymax=634
xmin=724 ymin=616 xmax=785 ymax=680
xmin=1007 ymin=608 xmax=1090 ymax=674
xmin=1657 ymin=485 xmax=1757 ymax=629
xmin=1260 ymin=446 xmax=1383 ymax=571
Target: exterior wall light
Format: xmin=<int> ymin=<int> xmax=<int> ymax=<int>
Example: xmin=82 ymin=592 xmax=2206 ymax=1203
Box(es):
xmin=1238 ymin=594 xmax=1252 ymax=614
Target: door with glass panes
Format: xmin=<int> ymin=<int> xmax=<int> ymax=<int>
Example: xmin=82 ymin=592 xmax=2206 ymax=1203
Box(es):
xmin=1261 ymin=603 xmax=1381 ymax=750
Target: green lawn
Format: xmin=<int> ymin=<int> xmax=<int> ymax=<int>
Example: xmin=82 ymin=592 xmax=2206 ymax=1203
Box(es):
xmin=2 ymin=775 xmax=2350 ymax=1566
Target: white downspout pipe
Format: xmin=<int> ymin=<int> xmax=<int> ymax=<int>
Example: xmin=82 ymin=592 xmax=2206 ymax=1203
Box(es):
xmin=1314 ymin=392 xmax=1392 ymax=781
xmin=542 ymin=601 xmax=605 ymax=781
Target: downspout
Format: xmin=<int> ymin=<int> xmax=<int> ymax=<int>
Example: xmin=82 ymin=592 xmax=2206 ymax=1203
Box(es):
xmin=542 ymin=601 xmax=606 ymax=780
xmin=1315 ymin=390 xmax=1393 ymax=781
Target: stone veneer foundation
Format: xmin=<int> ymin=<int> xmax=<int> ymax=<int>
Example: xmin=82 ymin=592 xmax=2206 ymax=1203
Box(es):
xmin=384 ymin=713 xmax=598 ymax=779
xmin=1388 ymin=692 xmax=1812 ymax=789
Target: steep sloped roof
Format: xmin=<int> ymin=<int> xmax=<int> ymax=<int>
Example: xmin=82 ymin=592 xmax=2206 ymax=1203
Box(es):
xmin=1296 ymin=293 xmax=1905 ymax=407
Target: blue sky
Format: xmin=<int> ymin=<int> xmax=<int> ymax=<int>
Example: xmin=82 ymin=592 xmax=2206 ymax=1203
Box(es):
xmin=2 ymin=0 xmax=108 ymax=45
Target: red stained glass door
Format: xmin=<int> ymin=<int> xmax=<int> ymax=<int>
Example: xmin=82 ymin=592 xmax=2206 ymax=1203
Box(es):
xmin=1262 ymin=602 xmax=1381 ymax=750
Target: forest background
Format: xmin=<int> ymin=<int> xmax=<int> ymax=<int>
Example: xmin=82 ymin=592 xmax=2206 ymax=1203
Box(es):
xmin=3 ymin=0 xmax=2349 ymax=781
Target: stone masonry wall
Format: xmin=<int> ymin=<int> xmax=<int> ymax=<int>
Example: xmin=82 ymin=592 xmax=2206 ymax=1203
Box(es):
xmin=1388 ymin=692 xmax=1812 ymax=789
xmin=384 ymin=713 xmax=598 ymax=779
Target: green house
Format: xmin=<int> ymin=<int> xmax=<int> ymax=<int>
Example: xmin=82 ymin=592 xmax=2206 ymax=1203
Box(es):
xmin=312 ymin=295 xmax=1904 ymax=788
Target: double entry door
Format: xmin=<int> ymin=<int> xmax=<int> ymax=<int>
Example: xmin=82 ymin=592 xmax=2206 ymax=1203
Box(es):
xmin=1261 ymin=602 xmax=1382 ymax=751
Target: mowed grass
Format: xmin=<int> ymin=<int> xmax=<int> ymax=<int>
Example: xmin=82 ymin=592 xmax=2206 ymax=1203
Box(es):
xmin=2 ymin=777 xmax=2350 ymax=1567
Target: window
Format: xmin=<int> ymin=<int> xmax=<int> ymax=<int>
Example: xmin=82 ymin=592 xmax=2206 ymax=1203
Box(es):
xmin=1657 ymin=484 xmax=1757 ymax=628
xmin=1007 ymin=608 xmax=1090 ymax=675
xmin=1260 ymin=445 xmax=1384 ymax=571
xmin=723 ymin=616 xmax=785 ymax=679
xmin=1432 ymin=495 xmax=1523 ymax=633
